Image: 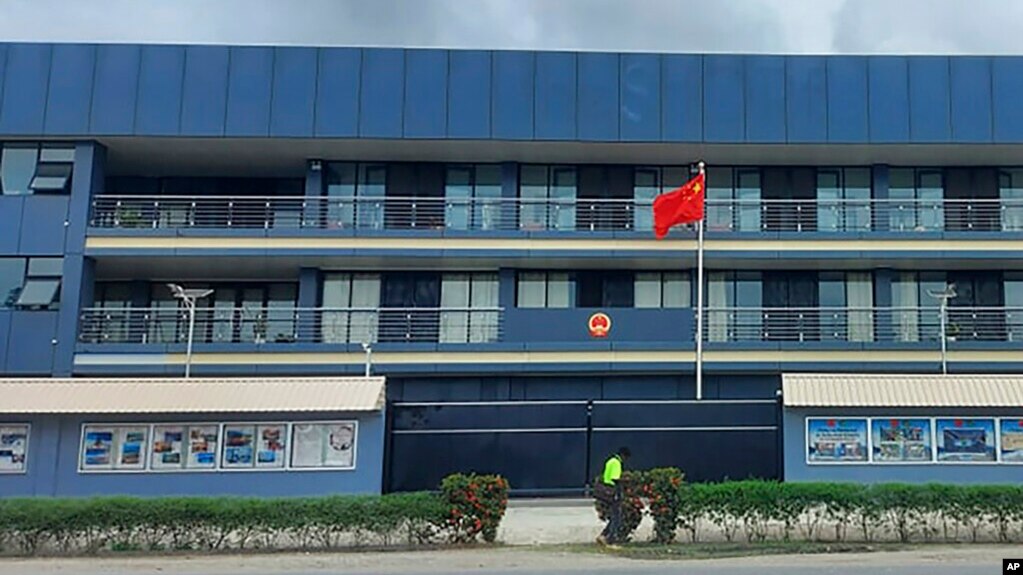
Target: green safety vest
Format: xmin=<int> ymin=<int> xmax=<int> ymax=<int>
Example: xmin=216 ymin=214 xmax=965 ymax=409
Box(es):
xmin=602 ymin=455 xmax=622 ymax=486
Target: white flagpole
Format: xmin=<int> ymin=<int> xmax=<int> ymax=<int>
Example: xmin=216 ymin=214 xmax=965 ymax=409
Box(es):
xmin=696 ymin=161 xmax=706 ymax=401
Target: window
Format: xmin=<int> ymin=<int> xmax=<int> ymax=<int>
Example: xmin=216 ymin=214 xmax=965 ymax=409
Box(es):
xmin=816 ymin=168 xmax=871 ymax=232
xmin=633 ymin=167 xmax=693 ymax=234
xmin=290 ymin=421 xmax=358 ymax=469
xmin=519 ymin=165 xmax=577 ymax=231
xmin=889 ymin=169 xmax=944 ymax=231
xmin=445 ymin=165 xmax=502 ymax=231
xmin=323 ymin=163 xmax=387 ymax=229
xmin=516 ymin=272 xmax=572 ymax=308
xmin=634 ymin=272 xmax=691 ymax=308
xmin=0 ymin=144 xmax=74 ymax=195
xmin=439 ymin=273 xmax=499 ymax=343
xmin=321 ymin=273 xmax=381 ymax=345
xmin=12 ymin=257 xmax=62 ymax=309
xmin=706 ymin=167 xmax=761 ymax=232
xmin=0 ymin=259 xmax=26 ymax=308
xmin=707 ymin=271 xmax=763 ymax=341
xmin=1000 ymin=169 xmax=1023 ymax=232
xmin=0 ymin=424 xmax=29 ymax=473
xmin=892 ymin=272 xmax=947 ymax=342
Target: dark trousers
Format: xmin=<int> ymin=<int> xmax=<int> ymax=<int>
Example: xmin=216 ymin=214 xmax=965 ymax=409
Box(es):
xmin=598 ymin=484 xmax=623 ymax=543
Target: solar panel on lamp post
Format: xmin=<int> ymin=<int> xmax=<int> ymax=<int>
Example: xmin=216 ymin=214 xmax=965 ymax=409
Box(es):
xmin=167 ymin=284 xmax=214 ymax=379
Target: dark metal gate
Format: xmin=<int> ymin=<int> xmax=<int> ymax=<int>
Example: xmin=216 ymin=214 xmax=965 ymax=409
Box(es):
xmin=385 ymin=399 xmax=780 ymax=494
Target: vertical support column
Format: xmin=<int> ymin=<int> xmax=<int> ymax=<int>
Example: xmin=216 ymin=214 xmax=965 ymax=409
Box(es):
xmin=54 ymin=142 xmax=105 ymax=376
xmin=872 ymin=164 xmax=890 ymax=232
xmin=501 ymin=162 xmax=518 ymax=232
xmin=498 ymin=268 xmax=515 ymax=342
xmin=874 ymin=268 xmax=895 ymax=344
xmin=304 ymin=160 xmax=324 ymax=228
xmin=298 ymin=267 xmax=320 ymax=343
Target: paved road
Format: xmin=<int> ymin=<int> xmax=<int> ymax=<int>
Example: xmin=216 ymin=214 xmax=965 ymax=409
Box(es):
xmin=0 ymin=547 xmax=1007 ymax=575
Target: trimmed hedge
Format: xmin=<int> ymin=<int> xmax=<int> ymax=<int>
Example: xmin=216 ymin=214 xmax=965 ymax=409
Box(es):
xmin=597 ymin=476 xmax=1023 ymax=545
xmin=0 ymin=474 xmax=510 ymax=556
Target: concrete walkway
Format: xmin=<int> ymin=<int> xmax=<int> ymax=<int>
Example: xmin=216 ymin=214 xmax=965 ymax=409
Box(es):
xmin=499 ymin=498 xmax=651 ymax=545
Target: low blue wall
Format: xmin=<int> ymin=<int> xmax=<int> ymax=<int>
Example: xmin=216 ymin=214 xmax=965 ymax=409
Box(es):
xmin=784 ymin=407 xmax=1023 ymax=484
xmin=504 ymin=308 xmax=694 ymax=344
xmin=1 ymin=411 xmax=384 ymax=497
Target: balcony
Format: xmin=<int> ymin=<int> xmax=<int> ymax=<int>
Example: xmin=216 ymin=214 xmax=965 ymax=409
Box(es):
xmin=88 ymin=195 xmax=1023 ymax=236
xmin=704 ymin=307 xmax=1023 ymax=345
xmin=77 ymin=307 xmax=503 ymax=347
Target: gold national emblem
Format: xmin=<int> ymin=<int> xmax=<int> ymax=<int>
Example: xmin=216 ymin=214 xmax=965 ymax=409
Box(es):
xmin=588 ymin=312 xmax=611 ymax=338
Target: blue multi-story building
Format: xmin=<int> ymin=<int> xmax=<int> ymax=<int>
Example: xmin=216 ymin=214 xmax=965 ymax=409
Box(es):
xmin=2 ymin=43 xmax=1023 ymax=496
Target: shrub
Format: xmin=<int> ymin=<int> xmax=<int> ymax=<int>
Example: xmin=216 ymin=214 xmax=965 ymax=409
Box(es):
xmin=592 ymin=470 xmax=645 ymax=542
xmin=642 ymin=468 xmax=685 ymax=544
xmin=440 ymin=473 xmax=509 ymax=544
xmin=0 ymin=474 xmax=509 ymax=556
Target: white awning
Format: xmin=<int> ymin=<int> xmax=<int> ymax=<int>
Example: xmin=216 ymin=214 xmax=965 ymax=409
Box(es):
xmin=783 ymin=373 xmax=1023 ymax=408
xmin=0 ymin=377 xmax=385 ymax=414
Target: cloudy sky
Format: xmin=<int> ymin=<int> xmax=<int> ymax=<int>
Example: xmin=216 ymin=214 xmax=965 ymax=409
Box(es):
xmin=0 ymin=0 xmax=1019 ymax=55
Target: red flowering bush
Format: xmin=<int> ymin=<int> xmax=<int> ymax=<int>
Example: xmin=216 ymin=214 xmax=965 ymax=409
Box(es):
xmin=643 ymin=468 xmax=685 ymax=543
xmin=592 ymin=471 xmax=646 ymax=542
xmin=440 ymin=473 xmax=509 ymax=543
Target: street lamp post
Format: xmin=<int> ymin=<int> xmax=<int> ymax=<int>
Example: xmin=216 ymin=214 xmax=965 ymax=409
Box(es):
xmin=167 ymin=284 xmax=213 ymax=379
xmin=927 ymin=283 xmax=957 ymax=375
xmin=361 ymin=341 xmax=373 ymax=377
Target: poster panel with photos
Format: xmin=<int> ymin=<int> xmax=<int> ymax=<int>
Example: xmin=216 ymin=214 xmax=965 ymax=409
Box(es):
xmin=936 ymin=418 xmax=996 ymax=462
xmin=1000 ymin=419 xmax=1023 ymax=463
xmin=187 ymin=425 xmax=220 ymax=469
xmin=222 ymin=425 xmax=255 ymax=468
xmin=117 ymin=427 xmax=148 ymax=470
xmin=81 ymin=426 xmax=115 ymax=470
xmin=806 ymin=418 xmax=868 ymax=463
xmin=254 ymin=424 xmax=287 ymax=469
xmin=870 ymin=418 xmax=932 ymax=463
xmin=0 ymin=425 xmax=29 ymax=473
xmin=151 ymin=425 xmax=185 ymax=469
xmin=291 ymin=422 xmax=357 ymax=469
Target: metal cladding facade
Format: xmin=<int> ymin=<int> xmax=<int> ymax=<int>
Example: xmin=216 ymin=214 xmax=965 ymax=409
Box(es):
xmin=2 ymin=43 xmax=1023 ymax=495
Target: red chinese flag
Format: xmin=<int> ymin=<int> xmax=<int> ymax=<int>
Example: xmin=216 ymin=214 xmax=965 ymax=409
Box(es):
xmin=653 ymin=173 xmax=705 ymax=239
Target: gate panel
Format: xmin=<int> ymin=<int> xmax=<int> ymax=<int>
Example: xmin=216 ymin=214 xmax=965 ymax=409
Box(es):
xmin=387 ymin=401 xmax=589 ymax=493
xmin=590 ymin=400 xmax=780 ymax=482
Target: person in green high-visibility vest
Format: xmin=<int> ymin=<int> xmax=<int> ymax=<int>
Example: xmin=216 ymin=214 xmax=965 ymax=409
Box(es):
xmin=595 ymin=446 xmax=630 ymax=546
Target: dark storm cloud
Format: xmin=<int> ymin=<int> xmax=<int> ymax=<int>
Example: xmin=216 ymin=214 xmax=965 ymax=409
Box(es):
xmin=0 ymin=0 xmax=1017 ymax=54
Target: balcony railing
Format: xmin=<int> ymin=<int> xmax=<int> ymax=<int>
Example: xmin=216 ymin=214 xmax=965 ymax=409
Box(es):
xmin=88 ymin=195 xmax=1023 ymax=234
xmin=703 ymin=307 xmax=1023 ymax=343
xmin=78 ymin=307 xmax=503 ymax=345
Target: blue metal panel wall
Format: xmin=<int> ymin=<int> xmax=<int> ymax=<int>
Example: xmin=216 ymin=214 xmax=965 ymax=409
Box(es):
xmin=745 ymin=56 xmax=785 ymax=142
xmin=492 ymin=51 xmax=534 ymax=140
xmin=179 ymin=46 xmax=229 ymax=136
xmin=403 ymin=50 xmax=447 ymax=138
xmin=0 ymin=197 xmax=19 ymax=253
xmin=784 ymin=409 xmax=1023 ymax=484
xmin=785 ymin=56 xmax=827 ymax=143
xmin=447 ymin=51 xmax=490 ymax=139
xmin=135 ymin=45 xmax=184 ymax=135
xmin=359 ymin=49 xmax=404 ymax=138
xmin=224 ymin=47 xmax=273 ymax=137
xmin=908 ymin=57 xmax=951 ymax=142
xmin=868 ymin=57 xmax=910 ymax=142
xmin=0 ymin=312 xmax=9 ymax=372
xmin=993 ymin=57 xmax=1023 ymax=143
xmin=5 ymin=311 xmax=56 ymax=374
xmin=90 ymin=45 xmax=140 ymax=135
xmin=0 ymin=43 xmax=51 ymax=135
xmin=577 ymin=52 xmax=619 ymax=141
xmin=827 ymin=57 xmax=868 ymax=142
xmin=18 ymin=197 xmax=68 ymax=254
xmin=950 ymin=57 xmax=993 ymax=143
xmin=661 ymin=54 xmax=701 ymax=141
xmin=315 ymin=48 xmax=360 ymax=137
xmin=0 ymin=413 xmax=384 ymax=497
xmin=0 ymin=45 xmax=6 ymax=126
xmin=534 ymin=52 xmax=577 ymax=140
xmin=620 ymin=53 xmax=660 ymax=141
xmin=703 ymin=55 xmax=743 ymax=142
xmin=44 ymin=44 xmax=95 ymax=135
xmin=270 ymin=47 xmax=317 ymax=137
